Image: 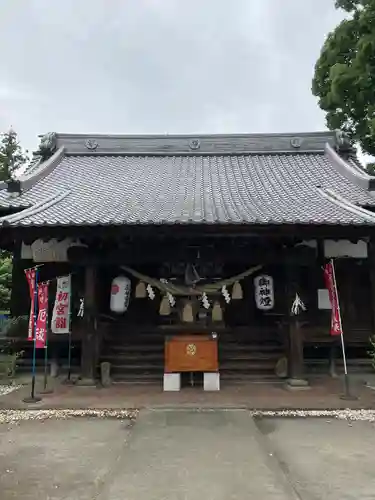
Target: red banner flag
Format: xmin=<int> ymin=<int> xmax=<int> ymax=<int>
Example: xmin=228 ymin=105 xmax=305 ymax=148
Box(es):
xmin=35 ymin=282 xmax=49 ymax=348
xmin=323 ymin=261 xmax=343 ymax=336
xmin=24 ymin=268 xmax=36 ymax=340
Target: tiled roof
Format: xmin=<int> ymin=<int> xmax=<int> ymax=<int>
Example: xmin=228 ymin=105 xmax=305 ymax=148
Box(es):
xmin=0 ymin=132 xmax=375 ymax=227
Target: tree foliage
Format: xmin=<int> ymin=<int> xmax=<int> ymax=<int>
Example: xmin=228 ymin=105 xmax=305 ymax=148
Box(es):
xmin=0 ymin=129 xmax=28 ymax=181
xmin=0 ymin=252 xmax=11 ymax=311
xmin=312 ymin=0 xmax=375 ymax=156
xmin=0 ymin=128 xmax=27 ymax=312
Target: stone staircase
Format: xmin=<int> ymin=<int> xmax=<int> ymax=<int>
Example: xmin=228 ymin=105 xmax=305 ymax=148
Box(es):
xmin=100 ymin=324 xmax=284 ymax=385
xmin=218 ymin=329 xmax=284 ymax=383
xmin=100 ymin=327 xmax=164 ymax=384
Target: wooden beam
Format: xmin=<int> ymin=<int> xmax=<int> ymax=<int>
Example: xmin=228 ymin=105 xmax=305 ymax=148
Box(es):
xmin=2 ymin=222 xmax=375 ymax=244
xmin=67 ymin=240 xmax=317 ymax=265
xmin=368 ymin=240 xmax=375 ymax=335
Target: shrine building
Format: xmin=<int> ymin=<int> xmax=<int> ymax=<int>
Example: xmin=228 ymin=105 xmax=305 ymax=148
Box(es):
xmin=1 ymin=130 xmax=375 ymax=390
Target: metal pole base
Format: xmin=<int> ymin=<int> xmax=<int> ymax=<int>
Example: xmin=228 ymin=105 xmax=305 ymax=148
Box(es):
xmin=39 ymin=388 xmax=53 ymax=395
xmin=22 ymin=396 xmax=42 ymax=403
xmin=340 ymin=374 xmax=358 ymax=401
xmin=61 ymin=378 xmax=75 ymax=386
xmin=340 ymin=394 xmax=358 ymax=401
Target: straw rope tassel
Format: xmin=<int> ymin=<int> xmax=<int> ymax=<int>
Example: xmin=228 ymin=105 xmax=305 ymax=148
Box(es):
xmin=232 ymin=281 xmax=243 ymax=300
xmin=159 ymin=295 xmax=171 ymax=316
xmin=212 ymin=301 xmax=223 ymax=322
xmin=135 ymin=281 xmax=147 ymax=298
xmin=182 ymin=301 xmax=194 ymax=323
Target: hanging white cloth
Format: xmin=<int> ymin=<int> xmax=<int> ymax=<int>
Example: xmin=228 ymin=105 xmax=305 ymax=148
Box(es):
xmin=291 ymin=293 xmax=306 ymax=316
xmin=77 ymin=298 xmax=84 ymax=317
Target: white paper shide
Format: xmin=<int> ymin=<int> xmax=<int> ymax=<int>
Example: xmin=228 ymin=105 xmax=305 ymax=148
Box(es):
xmin=254 ymin=275 xmax=274 ymax=311
xmin=51 ymin=275 xmax=71 ymax=334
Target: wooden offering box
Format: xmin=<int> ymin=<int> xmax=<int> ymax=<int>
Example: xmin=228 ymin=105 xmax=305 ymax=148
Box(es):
xmin=165 ymin=335 xmax=218 ymax=373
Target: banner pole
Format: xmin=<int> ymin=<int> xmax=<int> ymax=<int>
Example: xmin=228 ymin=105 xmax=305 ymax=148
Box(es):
xmin=23 ymin=267 xmax=42 ymax=403
xmin=43 ymin=343 xmax=48 ymax=388
xmin=331 ymin=259 xmax=356 ymax=400
xmin=39 ymin=305 xmax=53 ymax=395
xmin=67 ymin=332 xmax=72 ymax=382
xmin=63 ymin=274 xmax=74 ymax=385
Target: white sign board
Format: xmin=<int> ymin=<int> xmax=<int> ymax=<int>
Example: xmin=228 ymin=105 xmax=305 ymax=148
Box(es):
xmin=254 ymin=275 xmax=274 ymax=311
xmin=51 ymin=275 xmax=71 ymax=333
xmin=318 ymin=288 xmax=331 ymax=310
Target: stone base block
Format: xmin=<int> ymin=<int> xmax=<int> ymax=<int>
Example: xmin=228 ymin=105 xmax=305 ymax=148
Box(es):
xmin=163 ymin=373 xmax=181 ymax=392
xmin=100 ymin=361 xmax=111 ymax=387
xmin=50 ymin=359 xmax=59 ymax=378
xmin=75 ymin=377 xmax=96 ymax=387
xmin=204 ymin=372 xmax=220 ymax=391
xmin=285 ymin=378 xmax=310 ymax=391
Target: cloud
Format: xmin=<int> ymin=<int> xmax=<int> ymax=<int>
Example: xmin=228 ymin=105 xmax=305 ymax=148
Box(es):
xmin=0 ymin=84 xmax=31 ymax=101
xmin=0 ymin=0 xmax=344 ymax=151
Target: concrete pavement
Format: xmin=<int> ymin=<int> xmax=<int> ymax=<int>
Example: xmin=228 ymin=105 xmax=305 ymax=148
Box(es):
xmin=0 ymin=410 xmax=296 ymax=500
xmin=257 ymin=417 xmax=375 ymax=500
xmin=1 ymin=410 xmax=375 ymax=499
xmin=96 ymin=409 xmax=297 ymax=500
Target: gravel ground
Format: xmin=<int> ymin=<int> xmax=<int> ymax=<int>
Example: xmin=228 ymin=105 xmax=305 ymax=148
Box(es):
xmin=0 ymin=384 xmax=23 ymax=397
xmin=251 ymin=408 xmax=375 ymax=421
xmin=0 ymin=407 xmax=373 ymax=424
xmin=1 ymin=407 xmax=374 ymax=424
xmin=0 ymin=408 xmax=138 ymax=424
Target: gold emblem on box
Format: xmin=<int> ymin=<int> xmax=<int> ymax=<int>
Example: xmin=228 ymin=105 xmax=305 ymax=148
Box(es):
xmin=186 ymin=343 xmax=197 ymax=356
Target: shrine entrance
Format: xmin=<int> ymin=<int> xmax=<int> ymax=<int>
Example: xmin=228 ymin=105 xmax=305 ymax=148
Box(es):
xmin=97 ymin=252 xmax=286 ymax=390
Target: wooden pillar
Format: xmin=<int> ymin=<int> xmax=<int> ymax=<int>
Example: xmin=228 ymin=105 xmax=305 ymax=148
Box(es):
xmin=285 ymin=256 xmax=309 ymax=388
xmin=288 ymin=316 xmax=305 ymax=380
xmin=368 ymin=240 xmax=375 ymax=335
xmin=79 ymin=265 xmax=97 ymax=384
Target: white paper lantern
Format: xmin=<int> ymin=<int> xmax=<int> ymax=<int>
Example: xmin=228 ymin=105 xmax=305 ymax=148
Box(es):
xmin=254 ymin=275 xmax=274 ymax=311
xmin=110 ymin=276 xmax=131 ymax=313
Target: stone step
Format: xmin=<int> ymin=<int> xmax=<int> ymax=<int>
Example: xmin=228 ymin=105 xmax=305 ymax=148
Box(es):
xmin=110 ymin=364 xmax=164 ymax=372
xmin=108 ymin=341 xmax=281 ymax=350
xmin=220 ymin=361 xmax=276 ymax=372
xmin=101 ymin=336 xmax=283 ymax=384
xmin=219 ymin=349 xmax=282 ymax=357
xmin=108 ymin=344 xmax=164 ymax=352
xmin=103 ymin=352 xmax=164 ymax=361
xmin=219 ymin=343 xmax=282 ymax=350
xmin=111 ymin=372 xmax=162 ymax=384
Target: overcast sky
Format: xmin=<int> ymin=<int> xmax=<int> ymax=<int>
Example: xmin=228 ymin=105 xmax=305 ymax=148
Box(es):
xmin=0 ymin=0 xmax=343 ymax=152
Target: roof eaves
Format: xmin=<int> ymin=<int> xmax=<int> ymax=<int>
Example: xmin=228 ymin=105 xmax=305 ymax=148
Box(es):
xmin=325 ymin=143 xmax=375 ymax=192
xmin=20 ymin=146 xmax=66 ymax=193
xmin=0 ymin=190 xmax=70 ymax=226
xmin=318 ymin=187 xmax=375 ymax=224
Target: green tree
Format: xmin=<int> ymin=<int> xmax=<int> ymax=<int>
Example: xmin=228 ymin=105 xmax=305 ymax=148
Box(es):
xmin=0 ymin=252 xmax=12 ymax=311
xmin=0 ymin=128 xmax=28 ymax=313
xmin=0 ymin=128 xmax=28 ymax=181
xmin=312 ymin=0 xmax=375 ymax=156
